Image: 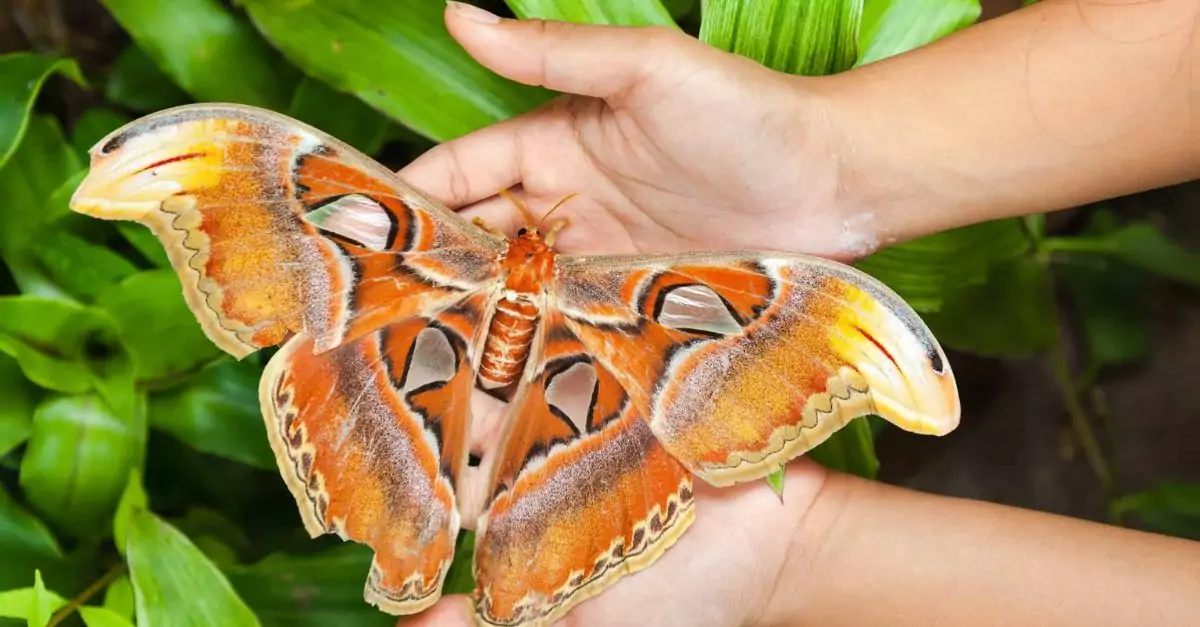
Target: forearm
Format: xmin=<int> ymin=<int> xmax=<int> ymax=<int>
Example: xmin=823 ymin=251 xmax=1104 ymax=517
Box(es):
xmin=762 ymin=470 xmax=1200 ymax=626
xmin=811 ymin=0 xmax=1200 ymax=243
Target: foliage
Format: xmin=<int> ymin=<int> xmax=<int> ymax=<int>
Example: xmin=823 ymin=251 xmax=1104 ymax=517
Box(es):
xmin=0 ymin=0 xmax=1197 ymax=623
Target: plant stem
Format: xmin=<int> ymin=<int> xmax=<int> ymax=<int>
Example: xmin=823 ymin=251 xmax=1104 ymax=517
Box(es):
xmin=1048 ymin=297 xmax=1115 ymax=499
xmin=46 ymin=561 xmax=127 ymax=627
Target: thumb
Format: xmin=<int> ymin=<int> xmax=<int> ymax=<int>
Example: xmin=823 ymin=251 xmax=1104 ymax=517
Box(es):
xmin=444 ymin=1 xmax=696 ymax=101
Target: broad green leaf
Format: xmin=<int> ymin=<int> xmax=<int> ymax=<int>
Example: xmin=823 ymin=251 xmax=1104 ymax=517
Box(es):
xmin=242 ymin=0 xmax=553 ymax=141
xmin=443 ymin=531 xmax=477 ymax=595
xmin=80 ymin=606 xmax=136 ymax=627
xmin=807 ymin=418 xmax=878 ymax=479
xmin=508 ymin=0 xmax=678 ymax=26
xmin=855 ymin=218 xmax=1032 ymax=312
xmin=22 ymin=230 xmax=139 ymax=303
xmin=286 ymin=78 xmax=391 ymax=156
xmin=1109 ymin=223 xmax=1200 ymax=288
xmin=115 ymin=224 xmax=171 ymax=269
xmin=924 ymin=257 xmax=1055 ymax=357
xmin=19 ymin=394 xmax=143 ymax=538
xmin=1112 ymin=482 xmax=1200 ymax=541
xmin=224 ymin=544 xmax=392 ymax=627
xmin=71 ymin=109 xmax=131 ymax=158
xmin=114 ymin=471 xmax=148 ymax=556
xmin=104 ymin=45 xmax=191 ymax=113
xmin=700 ymin=0 xmax=861 ymax=76
xmin=858 ymin=0 xmax=980 ymax=66
xmin=0 ymin=297 xmax=129 ymax=395
xmin=1061 ymin=256 xmax=1150 ymax=369
xmin=0 ymin=115 xmax=83 ymax=256
xmin=97 ymin=271 xmax=222 ymax=386
xmin=126 ymin=507 xmax=261 ymax=627
xmin=0 ymin=584 xmax=65 ymax=621
xmin=100 ymin=0 xmax=298 ymax=109
xmin=102 ymin=575 xmax=135 ymax=620
xmin=0 ymin=54 xmax=84 ymax=171
xmin=0 ymin=485 xmax=62 ymax=560
xmin=28 ymin=571 xmax=55 ymax=627
xmin=148 ymin=359 xmax=274 ymax=469
xmin=39 ymin=171 xmax=88 ymax=229
xmin=0 ymin=355 xmax=38 ymax=457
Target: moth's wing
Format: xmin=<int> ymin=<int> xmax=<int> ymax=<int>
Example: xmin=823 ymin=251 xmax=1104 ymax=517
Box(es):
xmin=261 ymin=291 xmax=489 ymax=614
xmin=553 ymin=251 xmax=960 ymax=487
xmin=70 ymin=103 xmax=506 ymax=358
xmin=472 ymin=310 xmax=694 ymax=626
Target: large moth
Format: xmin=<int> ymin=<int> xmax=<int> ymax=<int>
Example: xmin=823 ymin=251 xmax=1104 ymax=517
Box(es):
xmin=69 ymin=104 xmax=960 ymax=626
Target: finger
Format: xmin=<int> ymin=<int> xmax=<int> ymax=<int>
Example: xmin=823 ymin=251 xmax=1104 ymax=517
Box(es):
xmin=401 ymin=594 xmax=475 ymax=627
xmin=444 ymin=2 xmax=693 ymax=101
xmin=397 ymin=115 xmax=530 ymax=209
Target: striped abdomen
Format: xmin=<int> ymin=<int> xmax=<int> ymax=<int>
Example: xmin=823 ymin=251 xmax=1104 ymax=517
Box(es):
xmin=479 ymin=295 xmax=539 ymax=389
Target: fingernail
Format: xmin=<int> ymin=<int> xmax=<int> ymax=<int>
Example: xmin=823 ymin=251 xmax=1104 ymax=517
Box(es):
xmin=447 ymin=1 xmax=501 ymax=24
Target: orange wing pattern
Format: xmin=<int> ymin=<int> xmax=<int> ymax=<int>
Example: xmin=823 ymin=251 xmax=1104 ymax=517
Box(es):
xmin=473 ymin=311 xmax=694 ymax=626
xmin=261 ymin=293 xmax=486 ymax=613
xmin=70 ymin=103 xmax=505 ymax=358
xmin=554 ymin=252 xmax=960 ymax=486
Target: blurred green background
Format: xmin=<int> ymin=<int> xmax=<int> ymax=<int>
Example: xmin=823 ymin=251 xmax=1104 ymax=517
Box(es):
xmin=1 ymin=0 xmax=1197 ymax=625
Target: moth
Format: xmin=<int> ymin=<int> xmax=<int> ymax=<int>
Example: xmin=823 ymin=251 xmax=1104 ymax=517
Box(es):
xmin=70 ymin=104 xmax=960 ymax=626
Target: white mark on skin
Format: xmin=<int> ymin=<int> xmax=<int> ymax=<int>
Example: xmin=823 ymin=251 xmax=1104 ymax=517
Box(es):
xmin=838 ymin=211 xmax=880 ymax=258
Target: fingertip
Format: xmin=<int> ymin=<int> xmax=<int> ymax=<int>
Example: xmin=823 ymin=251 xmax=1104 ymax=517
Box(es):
xmin=404 ymin=594 xmax=476 ymax=627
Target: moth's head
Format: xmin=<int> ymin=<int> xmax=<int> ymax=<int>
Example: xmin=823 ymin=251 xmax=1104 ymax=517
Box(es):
xmin=70 ymin=108 xmax=227 ymax=221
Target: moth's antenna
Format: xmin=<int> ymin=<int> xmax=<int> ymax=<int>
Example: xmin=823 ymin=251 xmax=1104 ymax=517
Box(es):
xmin=539 ymin=193 xmax=578 ymax=228
xmin=498 ymin=188 xmax=536 ymax=227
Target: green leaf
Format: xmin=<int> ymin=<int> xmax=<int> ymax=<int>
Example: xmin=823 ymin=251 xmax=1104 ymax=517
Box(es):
xmin=0 ymin=53 xmax=84 ymax=172
xmin=924 ymin=257 xmax=1055 ymax=357
xmin=857 ymin=0 xmax=980 ymax=66
xmin=855 ymin=218 xmax=1032 ymax=312
xmin=1061 ymin=256 xmax=1150 ymax=370
xmin=71 ymin=109 xmax=132 ymax=159
xmin=508 ymin=0 xmax=678 ymax=26
xmin=127 ymin=507 xmax=261 ymax=627
xmin=699 ymin=0 xmax=861 ymax=76
xmin=807 ymin=418 xmax=879 ymax=479
xmin=104 ymin=45 xmax=191 ymax=113
xmin=0 ymin=584 xmax=65 ymax=621
xmin=39 ymin=170 xmax=88 ymax=229
xmin=102 ymin=574 xmax=135 ymax=620
xmin=27 ymin=571 xmax=56 ymax=627
xmin=286 ymin=78 xmax=391 ymax=156
xmin=80 ymin=606 xmax=136 ymax=627
xmin=241 ymin=0 xmax=553 ymax=141
xmin=1108 ymin=223 xmax=1200 ymax=288
xmin=114 ymin=471 xmax=148 ymax=556
xmin=0 ymin=115 xmax=83 ymax=257
xmin=765 ymin=467 xmax=785 ymax=499
xmin=0 ymin=297 xmax=131 ymax=396
xmin=224 ymin=544 xmax=393 ymax=627
xmin=0 ymin=485 xmax=62 ymax=560
xmin=97 ymin=271 xmax=222 ymax=386
xmin=115 ymin=224 xmax=171 ymax=269
xmin=149 ymin=359 xmax=274 ymax=469
xmin=1112 ymin=482 xmax=1200 ymax=541
xmin=22 ymin=230 xmax=139 ymax=303
xmin=19 ymin=394 xmax=144 ymax=538
xmin=443 ymin=531 xmax=477 ymax=595
xmin=0 ymin=354 xmax=38 ymax=457
xmin=100 ymin=0 xmax=298 ymax=109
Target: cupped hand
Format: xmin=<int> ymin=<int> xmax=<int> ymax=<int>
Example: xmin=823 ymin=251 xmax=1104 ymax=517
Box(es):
xmin=400 ymin=2 xmax=872 ymax=261
xmin=399 ymin=6 xmax=848 ymax=626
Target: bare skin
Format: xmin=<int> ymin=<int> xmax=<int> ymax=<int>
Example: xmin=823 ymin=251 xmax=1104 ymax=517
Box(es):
xmin=401 ymin=1 xmax=1200 ymax=625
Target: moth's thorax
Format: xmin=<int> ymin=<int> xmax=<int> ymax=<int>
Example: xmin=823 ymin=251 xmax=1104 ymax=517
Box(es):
xmin=479 ymin=231 xmax=558 ymax=389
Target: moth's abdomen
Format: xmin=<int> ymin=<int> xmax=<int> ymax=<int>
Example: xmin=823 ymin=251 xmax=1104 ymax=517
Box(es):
xmin=479 ymin=295 xmax=539 ymax=389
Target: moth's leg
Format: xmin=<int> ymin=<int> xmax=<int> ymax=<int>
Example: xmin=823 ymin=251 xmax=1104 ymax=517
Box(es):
xmin=472 ymin=216 xmax=507 ymax=237
xmin=544 ymin=218 xmax=571 ymax=247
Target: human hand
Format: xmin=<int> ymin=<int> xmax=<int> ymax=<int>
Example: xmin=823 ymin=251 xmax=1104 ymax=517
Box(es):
xmin=400 ymin=2 xmax=875 ymax=261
